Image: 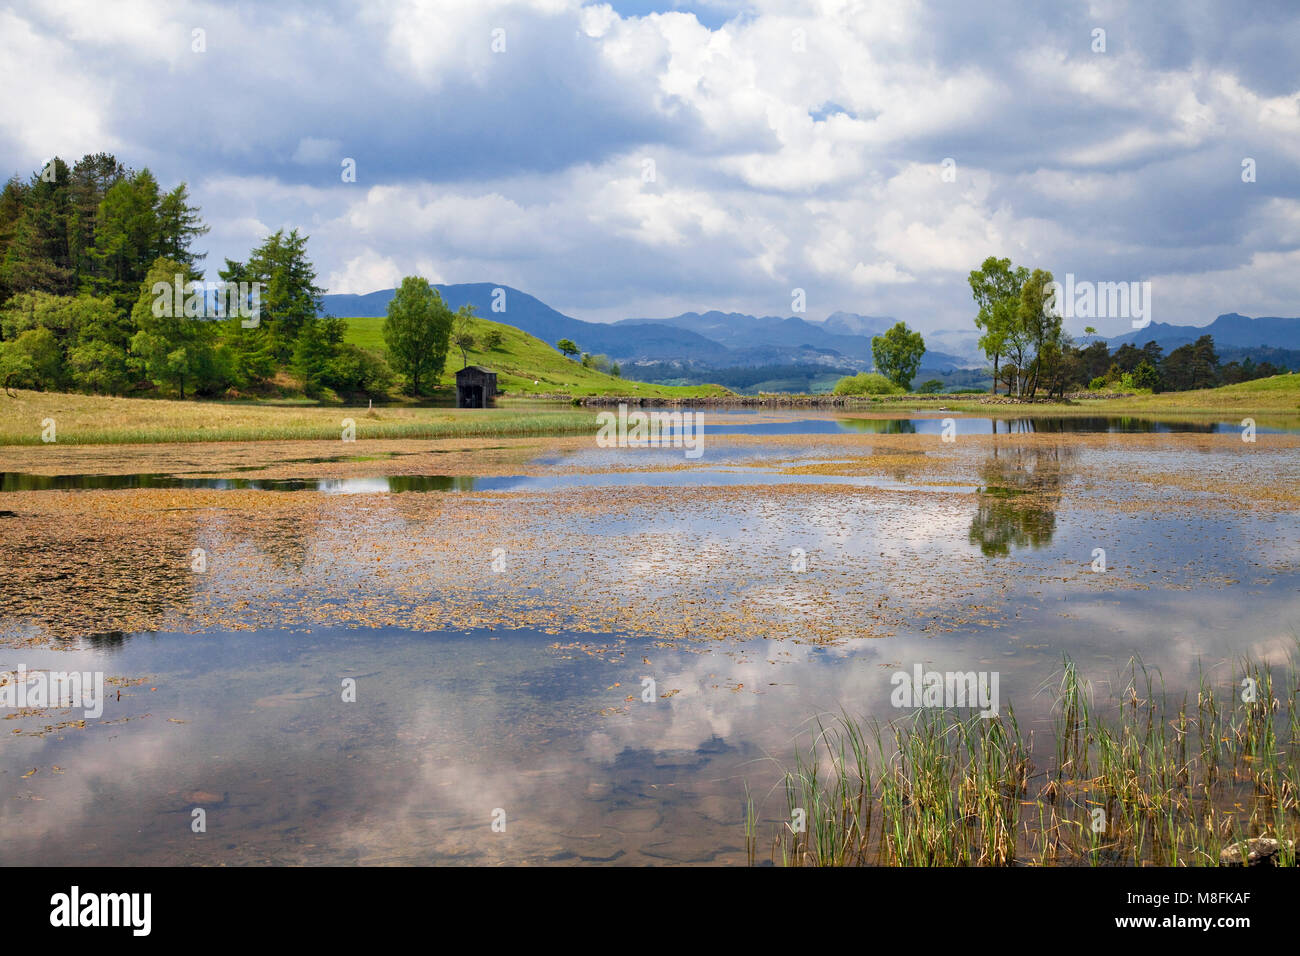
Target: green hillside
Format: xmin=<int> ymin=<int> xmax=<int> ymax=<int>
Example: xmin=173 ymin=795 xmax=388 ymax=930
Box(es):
xmin=1088 ymin=371 xmax=1300 ymax=414
xmin=342 ymin=315 xmax=730 ymax=398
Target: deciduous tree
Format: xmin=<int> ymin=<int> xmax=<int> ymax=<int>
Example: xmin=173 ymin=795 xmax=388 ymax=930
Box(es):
xmin=383 ymin=276 xmax=451 ymax=395
xmin=871 ymin=321 xmax=926 ymax=391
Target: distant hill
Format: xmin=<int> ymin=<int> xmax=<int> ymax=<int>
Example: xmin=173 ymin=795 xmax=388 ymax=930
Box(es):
xmin=922 ymin=327 xmax=986 ymax=365
xmin=616 ymin=309 xmax=974 ymax=368
xmin=321 ymin=283 xmax=972 ymax=374
xmin=1103 ymin=314 xmax=1300 ymax=352
xmin=619 ymin=310 xmax=888 ymax=352
xmin=318 ymin=288 xmax=399 ymax=317
xmin=323 ymin=283 xmax=726 ymax=363
xmin=821 ymin=312 xmax=897 ymax=337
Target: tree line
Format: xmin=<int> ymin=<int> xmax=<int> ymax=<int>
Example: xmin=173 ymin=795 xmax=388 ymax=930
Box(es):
xmin=0 ymin=152 xmax=403 ymax=400
xmin=968 ymin=256 xmax=1285 ymax=396
xmin=0 ymin=153 xmax=532 ymax=402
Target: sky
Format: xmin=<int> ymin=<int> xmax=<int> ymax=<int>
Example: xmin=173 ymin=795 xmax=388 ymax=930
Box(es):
xmin=2 ymin=0 xmax=1299 ymax=335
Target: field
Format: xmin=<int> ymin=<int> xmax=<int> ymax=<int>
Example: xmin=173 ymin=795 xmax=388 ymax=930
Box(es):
xmin=0 ymin=388 xmax=599 ymax=445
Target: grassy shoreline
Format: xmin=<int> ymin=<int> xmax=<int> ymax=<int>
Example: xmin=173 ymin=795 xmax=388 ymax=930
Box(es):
xmin=2 ymin=373 xmax=1295 ymax=445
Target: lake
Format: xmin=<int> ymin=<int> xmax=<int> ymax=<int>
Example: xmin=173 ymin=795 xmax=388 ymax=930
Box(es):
xmin=2 ymin=411 xmax=1298 ymax=864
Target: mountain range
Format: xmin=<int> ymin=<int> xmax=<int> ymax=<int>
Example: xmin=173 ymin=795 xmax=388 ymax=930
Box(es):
xmin=320 ymin=283 xmax=974 ymax=370
xmin=321 ymin=285 xmax=1300 ymax=376
xmin=1101 ymin=313 xmax=1300 ymax=352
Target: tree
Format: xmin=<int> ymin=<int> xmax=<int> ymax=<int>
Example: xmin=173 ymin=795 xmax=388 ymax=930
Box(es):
xmin=88 ymin=168 xmax=207 ymax=313
xmin=87 ymin=170 xmax=157 ymax=300
xmin=383 ymin=276 xmax=452 ymax=395
xmin=481 ymin=327 xmax=503 ymax=351
xmin=1034 ymin=326 xmax=1073 ymax=398
xmin=969 ymin=256 xmax=1029 ymax=395
xmin=293 ymin=314 xmax=392 ymax=398
xmin=1140 ymin=340 xmax=1164 ymax=369
xmin=237 ymin=229 xmax=322 ymax=362
xmin=0 ymin=327 xmax=65 ymax=390
xmin=1078 ymin=340 xmax=1111 ymax=383
xmin=67 ymin=153 xmax=127 ymax=285
xmin=63 ymin=294 xmax=134 ymax=394
xmin=0 ymin=176 xmax=31 ymax=305
xmin=0 ymin=155 xmax=203 ymax=312
xmin=871 ymin=321 xmax=926 ymax=391
xmin=0 ymin=289 xmax=76 ymax=341
xmin=154 ymin=181 xmax=208 ymax=268
xmin=556 ymin=338 xmax=579 ymax=360
xmin=917 ymin=378 xmax=945 ymax=394
xmin=129 ymin=258 xmax=218 ymax=399
xmin=451 ymin=304 xmax=477 ymax=368
xmin=0 ymin=289 xmax=133 ymax=394
xmin=215 ymin=257 xmax=276 ymax=387
xmin=1 ymin=158 xmax=74 ymax=298
xmin=292 ymin=315 xmax=347 ymax=396
xmin=1015 ymin=269 xmax=1061 ymax=397
xmin=1189 ymin=334 xmax=1219 ymax=389
xmin=322 ymin=343 xmax=393 ymax=397
xmin=1161 ymin=344 xmax=1193 ymax=391
xmin=1112 ymin=342 xmax=1144 ymax=373
xmin=1131 ymin=360 xmax=1161 ymax=391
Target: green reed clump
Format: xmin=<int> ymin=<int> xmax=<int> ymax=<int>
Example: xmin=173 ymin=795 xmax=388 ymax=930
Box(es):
xmin=773 ymin=707 xmax=1030 ymax=866
xmin=755 ymin=646 xmax=1300 ymax=866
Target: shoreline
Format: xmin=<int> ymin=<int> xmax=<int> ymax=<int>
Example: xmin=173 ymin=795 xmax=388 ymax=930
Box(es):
xmin=570 ymin=392 xmax=1135 ymax=407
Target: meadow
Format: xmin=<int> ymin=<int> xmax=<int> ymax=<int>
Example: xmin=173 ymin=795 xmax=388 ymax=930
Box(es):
xmin=0 ymin=388 xmax=600 ymax=445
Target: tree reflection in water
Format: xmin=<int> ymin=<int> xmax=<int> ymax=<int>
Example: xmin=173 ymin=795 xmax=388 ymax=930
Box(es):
xmin=968 ymin=427 xmax=1073 ymax=556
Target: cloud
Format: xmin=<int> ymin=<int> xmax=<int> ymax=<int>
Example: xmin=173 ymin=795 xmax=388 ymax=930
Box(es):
xmin=291 ymin=138 xmax=343 ymax=165
xmin=851 ymin=261 xmax=915 ymax=285
xmin=2 ymin=0 xmax=1297 ymax=327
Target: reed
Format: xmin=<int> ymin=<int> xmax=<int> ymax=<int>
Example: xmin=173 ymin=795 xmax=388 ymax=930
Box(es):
xmin=753 ymin=646 xmax=1300 ymax=866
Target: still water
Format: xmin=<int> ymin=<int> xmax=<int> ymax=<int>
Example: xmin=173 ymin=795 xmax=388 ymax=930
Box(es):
xmin=2 ymin=413 xmax=1297 ymax=864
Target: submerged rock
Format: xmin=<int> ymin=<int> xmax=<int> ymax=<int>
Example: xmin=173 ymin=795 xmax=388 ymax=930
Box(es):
xmin=1219 ymin=837 xmax=1294 ymax=866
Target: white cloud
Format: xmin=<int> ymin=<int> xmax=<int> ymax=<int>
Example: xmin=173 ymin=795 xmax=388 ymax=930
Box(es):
xmin=4 ymin=0 xmax=1297 ymax=328
xmin=850 ymin=260 xmax=915 ymax=285
xmin=326 ymin=250 xmax=407 ymax=296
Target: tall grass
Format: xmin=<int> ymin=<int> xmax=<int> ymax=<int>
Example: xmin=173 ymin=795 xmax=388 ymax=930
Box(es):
xmin=0 ymin=408 xmax=601 ymax=445
xmin=756 ymin=648 xmax=1300 ymax=866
